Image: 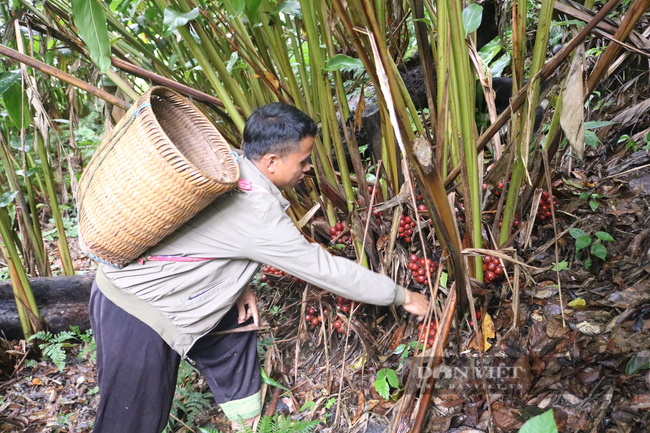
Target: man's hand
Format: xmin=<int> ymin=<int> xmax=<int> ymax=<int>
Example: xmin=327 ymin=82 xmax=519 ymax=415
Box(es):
xmin=402 ymin=290 xmax=429 ymax=321
xmin=236 ymin=286 xmax=259 ymax=326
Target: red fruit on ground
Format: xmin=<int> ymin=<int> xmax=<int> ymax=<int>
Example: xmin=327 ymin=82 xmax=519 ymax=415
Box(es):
xmin=418 ymin=268 xmax=425 ymax=276
xmin=497 ymin=182 xmax=504 ymax=189
xmin=514 ymin=220 xmax=520 ymax=227
xmin=404 ymin=216 xmax=412 ymax=224
xmin=308 ymin=307 xmax=315 ymax=315
xmin=494 ymin=266 xmax=503 ymax=275
xmin=485 ymin=271 xmax=495 ymax=280
xmin=311 ymin=318 xmax=319 ymax=326
xmin=410 ymin=254 xmax=418 ymax=262
xmin=305 ymin=314 xmax=312 ymax=321
xmin=488 ymin=263 xmax=496 ymax=271
xmin=418 ymin=205 xmax=428 ymax=211
xmin=335 ymin=222 xmax=344 ymax=231
xmin=405 ymin=237 xmax=412 ymax=242
xmin=416 ymin=275 xmax=425 ymax=283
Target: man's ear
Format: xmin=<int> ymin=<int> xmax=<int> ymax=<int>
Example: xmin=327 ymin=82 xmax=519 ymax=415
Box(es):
xmin=263 ymin=154 xmax=278 ymax=173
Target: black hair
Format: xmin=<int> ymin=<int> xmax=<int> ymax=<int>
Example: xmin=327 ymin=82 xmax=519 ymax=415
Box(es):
xmin=243 ymin=103 xmax=317 ymax=161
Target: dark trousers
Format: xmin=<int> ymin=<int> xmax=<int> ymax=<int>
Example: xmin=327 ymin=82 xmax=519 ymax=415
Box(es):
xmin=89 ymin=280 xmax=261 ymax=433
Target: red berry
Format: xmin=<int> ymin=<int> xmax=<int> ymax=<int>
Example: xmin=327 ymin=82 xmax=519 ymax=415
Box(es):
xmin=418 ymin=205 xmax=428 ymax=211
xmin=334 ymin=320 xmax=342 ymax=328
xmin=418 ymin=268 xmax=425 ymax=276
xmin=410 ymin=221 xmax=416 ymax=227
xmin=405 ymin=237 xmax=412 ymax=242
xmin=494 ymin=190 xmax=500 ymax=196
xmin=418 ymin=323 xmax=423 ymax=331
xmin=497 ymin=182 xmax=504 ymax=189
xmin=399 ymin=226 xmax=405 ymax=233
xmin=404 ymin=216 xmax=412 ymax=224
xmin=485 ymin=271 xmax=495 ymax=280
xmin=483 ymin=263 xmax=489 ymax=271
xmin=305 ymin=314 xmax=312 ymax=321
xmin=419 ymin=258 xmax=426 ymax=266
xmin=514 ymin=220 xmax=520 ymax=227
xmin=482 ymin=183 xmax=487 ymax=190
xmin=335 ymin=222 xmax=344 ymax=231
xmin=308 ymin=307 xmax=315 ymax=315
xmin=410 ymin=254 xmax=419 ymax=263
xmin=416 ymin=275 xmax=425 ymax=283
xmin=406 ymin=228 xmax=413 ymax=235
xmin=488 ymin=263 xmax=496 ymax=271
xmin=429 ymin=327 xmax=436 ymax=336
xmin=311 ymin=318 xmax=319 ymax=326
xmin=542 ymin=191 xmax=550 ymax=200
xmin=494 ymin=265 xmax=503 ymax=275
xmin=476 ymin=311 xmax=482 ymax=320
xmin=261 ymin=274 xmax=267 ymax=282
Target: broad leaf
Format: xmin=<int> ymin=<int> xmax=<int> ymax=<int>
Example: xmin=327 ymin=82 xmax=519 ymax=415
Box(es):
xmin=245 ymin=0 xmax=263 ymax=23
xmin=491 ymin=52 xmax=511 ymax=77
xmin=325 ymin=54 xmax=364 ymax=73
xmin=575 ymin=236 xmax=591 ymax=251
xmin=462 ymin=4 xmax=483 ymax=36
xmin=71 ymin=0 xmax=111 ymax=73
xmin=552 ymin=260 xmax=568 ymax=272
xmin=228 ymin=0 xmax=246 ymax=16
xmin=274 ymin=1 xmax=301 ymax=16
xmin=625 ymin=350 xmax=650 ymax=375
xmin=568 ymin=228 xmax=587 ymax=239
xmin=163 ymin=7 xmax=200 ymax=36
xmin=2 ymin=83 xmax=30 ymax=129
xmin=584 ymin=120 xmax=618 ymax=130
xmin=589 ymin=200 xmax=598 ymax=211
xmin=0 ymin=191 xmax=17 ymax=208
xmin=0 ymin=71 xmax=21 ymax=95
xmin=591 ymin=243 xmax=607 ymax=260
xmin=386 ymin=369 xmax=399 ymax=388
xmin=519 ymin=409 xmax=558 ymax=433
xmin=584 ymin=130 xmax=600 ymax=149
xmin=478 ymin=37 xmax=502 ymax=65
xmin=594 ymin=231 xmax=615 ymax=241
xmin=373 ymin=370 xmax=390 ymax=400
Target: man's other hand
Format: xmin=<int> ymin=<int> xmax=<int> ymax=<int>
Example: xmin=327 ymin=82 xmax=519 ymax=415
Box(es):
xmin=403 ymin=290 xmax=429 ymax=321
xmin=236 ymin=286 xmax=259 ymax=326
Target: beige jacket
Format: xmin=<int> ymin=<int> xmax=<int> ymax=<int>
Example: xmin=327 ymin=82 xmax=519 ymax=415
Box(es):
xmin=97 ymin=156 xmax=405 ymax=359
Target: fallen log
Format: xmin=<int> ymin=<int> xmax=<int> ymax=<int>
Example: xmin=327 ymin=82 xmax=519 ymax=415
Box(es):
xmin=0 ymin=272 xmax=95 ymax=340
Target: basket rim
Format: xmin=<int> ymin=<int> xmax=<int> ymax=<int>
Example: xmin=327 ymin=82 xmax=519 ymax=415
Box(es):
xmin=143 ymin=86 xmax=239 ymax=187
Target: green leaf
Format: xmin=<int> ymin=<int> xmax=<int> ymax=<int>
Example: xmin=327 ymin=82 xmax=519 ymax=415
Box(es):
xmin=584 ymin=257 xmax=592 ymax=269
xmin=625 ymin=351 xmax=650 ymax=375
xmin=519 ymin=409 xmax=558 ymax=433
xmin=462 ymin=4 xmax=483 ymax=36
xmin=490 ymin=51 xmax=511 ymax=77
xmin=373 ymin=370 xmax=390 ymax=400
xmin=71 ymin=0 xmax=111 ymax=73
xmin=325 ymin=54 xmax=364 ymax=73
xmin=584 ymin=130 xmax=600 ymax=149
xmin=575 ymin=236 xmax=592 ymax=251
xmin=568 ymin=228 xmax=587 ymax=239
xmin=274 ymin=0 xmax=301 ymax=16
xmin=478 ymin=37 xmax=502 ymax=65
xmin=0 ymin=71 xmax=21 ymax=95
xmin=589 ymin=200 xmax=599 ymax=211
xmin=260 ymin=368 xmax=289 ymax=391
xmin=229 ymin=0 xmax=246 ymax=16
xmin=385 ymin=368 xmax=399 ymax=389
xmin=584 ymin=120 xmax=618 ymax=130
xmin=594 ymin=231 xmax=615 ymax=241
xmin=245 ymin=0 xmax=263 ymax=23
xmin=552 ymin=260 xmax=568 ymax=271
xmin=591 ymin=243 xmax=607 ymax=260
xmin=163 ymin=7 xmax=200 ymax=36
xmin=0 ymin=191 xmax=18 ymax=208
xmin=2 ymin=83 xmax=30 ymax=129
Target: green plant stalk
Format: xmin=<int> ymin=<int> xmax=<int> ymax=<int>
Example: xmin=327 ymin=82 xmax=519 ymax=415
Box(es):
xmin=36 ymin=133 xmax=74 ymax=276
xmin=500 ymin=0 xmax=554 ymax=245
xmin=174 ymin=25 xmax=246 ymax=131
xmin=290 ymin=17 xmax=313 ymax=113
xmin=256 ymin=2 xmax=305 ymax=111
xmin=25 ymin=171 xmax=45 ymax=265
xmin=0 ymin=141 xmax=47 ymax=275
xmin=445 ymin=0 xmax=482 ymax=279
xmin=376 ymin=0 xmax=387 ymax=36
xmin=105 ymin=69 xmax=139 ymax=101
xmin=175 ymin=0 xmax=253 ymax=117
xmin=0 ymin=207 xmax=40 ymax=334
xmin=26 ymin=153 xmax=45 ymax=194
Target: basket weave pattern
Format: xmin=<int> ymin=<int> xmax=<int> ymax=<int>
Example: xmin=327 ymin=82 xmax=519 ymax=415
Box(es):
xmin=77 ymin=87 xmax=239 ymax=267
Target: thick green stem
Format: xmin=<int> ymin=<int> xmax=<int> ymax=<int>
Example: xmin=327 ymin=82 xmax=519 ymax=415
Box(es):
xmin=36 ymin=133 xmax=74 ymax=276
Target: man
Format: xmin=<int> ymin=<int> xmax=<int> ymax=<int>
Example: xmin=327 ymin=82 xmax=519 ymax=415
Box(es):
xmin=90 ymin=102 xmax=429 ymax=432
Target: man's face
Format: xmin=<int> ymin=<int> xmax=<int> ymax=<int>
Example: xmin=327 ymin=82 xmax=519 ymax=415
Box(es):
xmin=268 ymin=136 xmax=314 ymax=191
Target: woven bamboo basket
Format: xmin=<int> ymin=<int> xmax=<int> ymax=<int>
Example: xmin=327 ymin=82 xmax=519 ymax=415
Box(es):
xmin=77 ymin=86 xmax=240 ymax=267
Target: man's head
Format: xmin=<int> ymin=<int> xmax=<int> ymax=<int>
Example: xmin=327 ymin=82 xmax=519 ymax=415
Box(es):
xmin=243 ymin=103 xmax=317 ymax=191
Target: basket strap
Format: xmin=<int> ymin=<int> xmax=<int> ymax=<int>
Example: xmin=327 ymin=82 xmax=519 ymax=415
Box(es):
xmin=137 ymin=255 xmax=216 ymax=265
xmin=76 ymin=102 xmax=152 ymax=209
xmin=238 ymin=179 xmax=270 ymax=194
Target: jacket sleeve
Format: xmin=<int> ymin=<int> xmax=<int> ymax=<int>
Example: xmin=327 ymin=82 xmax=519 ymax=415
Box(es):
xmin=246 ymin=201 xmax=405 ymax=306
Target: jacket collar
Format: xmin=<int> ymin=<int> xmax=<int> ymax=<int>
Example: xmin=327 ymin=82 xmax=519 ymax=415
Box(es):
xmin=239 ymin=156 xmax=290 ymax=211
